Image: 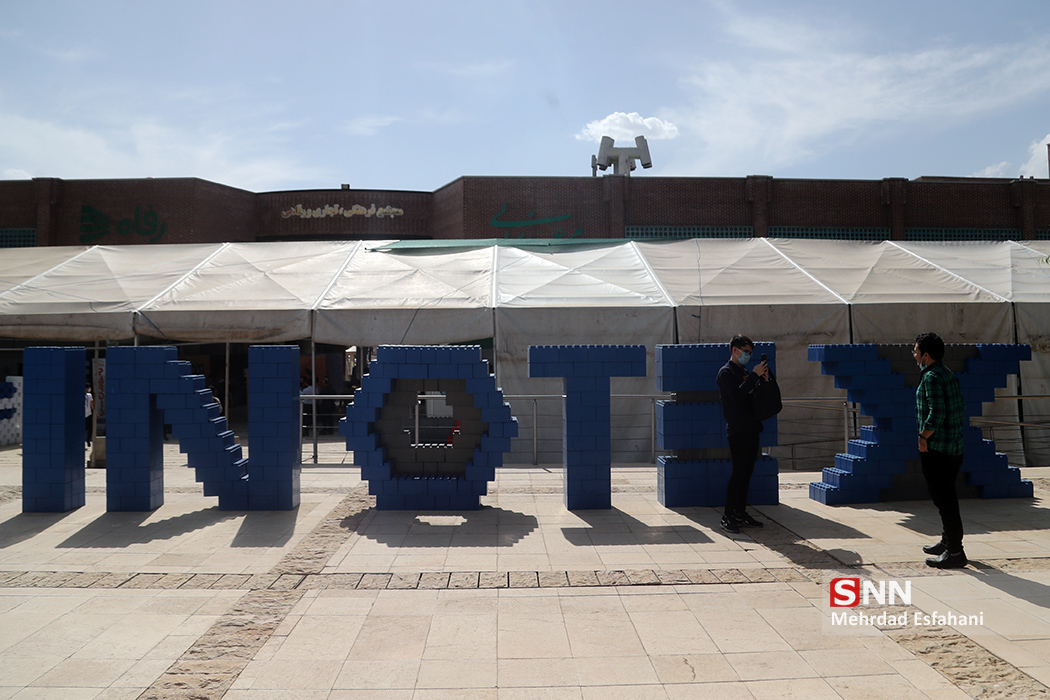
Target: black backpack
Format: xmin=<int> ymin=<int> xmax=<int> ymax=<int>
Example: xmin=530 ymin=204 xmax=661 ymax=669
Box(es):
xmin=753 ymin=372 xmax=783 ymax=422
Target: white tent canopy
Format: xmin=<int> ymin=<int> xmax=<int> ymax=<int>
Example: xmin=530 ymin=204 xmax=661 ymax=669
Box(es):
xmin=2 ymin=238 xmax=1048 ymax=466
xmin=7 ymin=238 xmax=1048 ymax=344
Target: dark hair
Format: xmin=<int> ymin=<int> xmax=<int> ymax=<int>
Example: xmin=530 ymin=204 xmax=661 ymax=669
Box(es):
xmin=729 ymin=334 xmax=754 ymax=350
xmin=915 ymin=332 xmax=945 ymax=361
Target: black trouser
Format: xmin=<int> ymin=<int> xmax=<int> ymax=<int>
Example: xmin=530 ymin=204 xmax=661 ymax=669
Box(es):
xmin=726 ymin=432 xmax=760 ymax=517
xmin=920 ymin=448 xmax=964 ymax=551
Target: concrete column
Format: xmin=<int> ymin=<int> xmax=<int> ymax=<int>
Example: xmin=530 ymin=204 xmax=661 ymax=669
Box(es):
xmin=746 ymin=175 xmax=772 ymax=238
xmin=32 ymin=178 xmax=61 ymax=246
xmin=603 ymin=175 xmax=627 ymax=238
xmin=1010 ymin=178 xmax=1036 ymax=240
xmin=881 ymin=178 xmax=908 ymax=240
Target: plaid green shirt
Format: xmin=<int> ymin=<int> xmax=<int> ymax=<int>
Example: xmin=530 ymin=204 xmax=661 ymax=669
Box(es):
xmin=916 ymin=361 xmax=965 ymax=456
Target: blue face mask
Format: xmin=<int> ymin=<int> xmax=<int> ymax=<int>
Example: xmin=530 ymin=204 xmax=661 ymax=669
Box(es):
xmin=737 ymin=350 xmax=752 ymax=365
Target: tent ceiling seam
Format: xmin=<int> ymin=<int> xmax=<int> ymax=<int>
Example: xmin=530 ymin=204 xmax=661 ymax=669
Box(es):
xmin=0 ymin=245 xmax=97 ymax=302
xmin=133 ymin=242 xmax=232 ymax=337
xmin=497 ymin=245 xmax=669 ymax=304
xmin=311 ymin=240 xmax=365 ymax=309
xmin=1010 ymin=240 xmax=1050 ymax=288
xmin=138 ymin=242 xmax=231 ymax=310
xmin=887 ymin=241 xmax=1010 ymax=303
xmin=760 ymin=239 xmax=850 ymax=304
xmin=630 ymin=241 xmax=676 ymax=307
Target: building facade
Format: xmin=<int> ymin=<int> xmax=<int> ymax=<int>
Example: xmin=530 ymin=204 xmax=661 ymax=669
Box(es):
xmin=1 ymin=174 xmax=1048 ymax=248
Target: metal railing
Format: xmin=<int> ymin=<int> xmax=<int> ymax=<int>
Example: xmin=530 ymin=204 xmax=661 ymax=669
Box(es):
xmin=503 ymin=394 xmax=667 ymax=465
xmin=300 ymin=393 xmax=356 ymax=463
xmin=304 ymin=392 xmax=1050 ymax=467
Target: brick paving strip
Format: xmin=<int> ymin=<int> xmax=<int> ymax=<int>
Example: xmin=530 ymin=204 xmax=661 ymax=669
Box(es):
xmin=747 ymin=513 xmax=1050 ymax=700
xmin=874 ymin=603 xmax=1050 ymax=700
xmin=138 ymin=589 xmax=304 ymax=700
xmin=2 ymin=484 xmax=1050 ymax=697
xmin=0 ymin=485 xmax=18 ymax=506
xmin=130 ymin=490 xmax=380 ymax=698
xmin=0 ymin=564 xmax=847 ymax=591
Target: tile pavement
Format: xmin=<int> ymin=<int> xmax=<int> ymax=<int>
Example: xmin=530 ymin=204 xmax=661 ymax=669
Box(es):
xmin=0 ymin=440 xmax=1049 ymax=698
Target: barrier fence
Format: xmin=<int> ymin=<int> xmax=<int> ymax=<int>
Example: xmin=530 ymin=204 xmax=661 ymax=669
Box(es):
xmin=299 ymin=393 xmax=1050 ymax=469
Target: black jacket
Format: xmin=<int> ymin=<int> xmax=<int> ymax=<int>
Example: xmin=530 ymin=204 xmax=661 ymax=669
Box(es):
xmin=717 ymin=360 xmax=764 ymax=436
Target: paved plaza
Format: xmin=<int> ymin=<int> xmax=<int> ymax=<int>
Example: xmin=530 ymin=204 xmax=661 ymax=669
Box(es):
xmin=1 ymin=440 xmax=1050 ymax=699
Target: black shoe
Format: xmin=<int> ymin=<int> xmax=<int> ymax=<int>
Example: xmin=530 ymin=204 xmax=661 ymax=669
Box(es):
xmin=922 ymin=541 xmax=947 ymax=556
xmin=926 ymin=550 xmax=967 ymax=569
xmin=735 ymin=512 xmax=763 ymax=528
xmin=720 ymin=516 xmax=741 ymax=534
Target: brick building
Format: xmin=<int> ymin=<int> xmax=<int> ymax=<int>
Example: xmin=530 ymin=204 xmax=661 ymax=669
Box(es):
xmin=1 ymin=174 xmax=1048 ymax=248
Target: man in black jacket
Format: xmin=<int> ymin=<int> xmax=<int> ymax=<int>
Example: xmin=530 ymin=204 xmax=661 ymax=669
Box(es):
xmin=716 ymin=335 xmax=769 ymax=533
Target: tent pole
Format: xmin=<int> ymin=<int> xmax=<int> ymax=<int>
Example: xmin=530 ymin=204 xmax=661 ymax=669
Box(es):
xmin=224 ymin=342 xmax=230 ymax=425
xmin=90 ymin=341 xmax=99 ymax=467
xmin=695 ymin=238 xmax=702 ymax=342
xmin=1011 ymin=301 xmax=1027 ymax=465
xmin=846 ymin=303 xmax=855 ymax=451
xmin=311 ymin=324 xmax=318 ymax=465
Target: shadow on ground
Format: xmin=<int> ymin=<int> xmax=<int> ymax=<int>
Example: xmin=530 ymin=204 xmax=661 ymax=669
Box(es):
xmin=893 ymin=495 xmax=1050 ymax=537
xmin=0 ymin=511 xmax=80 ymax=549
xmin=355 ymin=505 xmax=538 ymax=547
xmin=965 ymin=562 xmax=1050 ymax=610
xmin=564 ymin=507 xmax=714 ymax=546
xmin=52 ymin=507 xmax=246 ymax=548
xmin=749 ymin=503 xmax=868 ymax=570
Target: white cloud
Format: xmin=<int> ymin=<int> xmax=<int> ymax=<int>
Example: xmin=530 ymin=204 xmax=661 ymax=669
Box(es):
xmin=667 ymin=8 xmax=1050 ymax=175
xmin=340 ymin=115 xmax=406 ymax=137
xmin=576 ymin=112 xmax=679 ymax=143
xmin=40 ymin=46 xmax=100 ymax=63
xmin=2 ymin=168 xmax=32 ymax=179
xmin=417 ymin=60 xmax=514 ymax=78
xmin=962 ymin=132 xmax=1050 ymax=179
xmin=1019 ymin=132 xmax=1050 ymax=178
xmin=0 ymin=112 xmax=326 ymax=191
xmin=971 ymin=161 xmax=1012 ymax=178
xmin=340 ymin=108 xmax=469 ymax=138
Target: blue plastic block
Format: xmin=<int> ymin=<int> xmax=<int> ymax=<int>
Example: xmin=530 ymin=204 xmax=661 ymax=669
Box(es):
xmin=808 ymin=342 xmax=1033 ymax=505
xmin=246 ymin=346 xmax=301 ymax=510
xmin=344 ymin=345 xmax=514 ymax=510
xmin=657 ymin=456 xmax=779 ymax=508
xmin=22 ymin=347 xmax=87 ymax=513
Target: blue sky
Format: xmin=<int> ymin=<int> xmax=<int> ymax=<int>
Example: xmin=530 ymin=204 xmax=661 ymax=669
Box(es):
xmin=2 ymin=0 xmax=1050 ymax=192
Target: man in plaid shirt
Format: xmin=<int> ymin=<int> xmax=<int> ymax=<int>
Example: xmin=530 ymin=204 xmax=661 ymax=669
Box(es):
xmin=914 ymin=332 xmax=967 ymax=569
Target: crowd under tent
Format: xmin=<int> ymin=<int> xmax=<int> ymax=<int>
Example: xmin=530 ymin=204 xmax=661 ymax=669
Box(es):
xmin=2 ymin=238 xmax=1049 ymax=470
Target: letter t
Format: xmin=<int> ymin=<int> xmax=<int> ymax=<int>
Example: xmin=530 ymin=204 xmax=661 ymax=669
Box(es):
xmin=528 ymin=345 xmax=647 ymax=509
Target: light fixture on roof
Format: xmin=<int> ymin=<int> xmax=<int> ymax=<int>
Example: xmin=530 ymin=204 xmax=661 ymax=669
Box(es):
xmin=591 ymin=135 xmax=653 ymax=176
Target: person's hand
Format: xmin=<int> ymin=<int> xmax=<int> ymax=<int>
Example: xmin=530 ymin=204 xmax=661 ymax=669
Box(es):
xmin=918 ymin=435 xmax=928 ymax=453
xmin=754 ymin=360 xmax=770 ymax=379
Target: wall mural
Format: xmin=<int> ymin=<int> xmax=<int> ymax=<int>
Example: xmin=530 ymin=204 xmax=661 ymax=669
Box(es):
xmin=80 ymin=205 xmax=168 ymax=243
xmin=490 ymin=204 xmax=583 ymax=239
xmin=280 ymin=203 xmax=404 ymax=220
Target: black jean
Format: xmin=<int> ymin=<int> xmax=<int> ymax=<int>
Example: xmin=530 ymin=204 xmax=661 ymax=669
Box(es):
xmin=920 ymin=448 xmax=965 ymax=551
xmin=726 ymin=432 xmax=760 ymax=517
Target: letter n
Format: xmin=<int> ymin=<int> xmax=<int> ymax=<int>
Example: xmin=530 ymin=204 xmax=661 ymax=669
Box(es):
xmin=22 ymin=347 xmax=87 ymax=512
